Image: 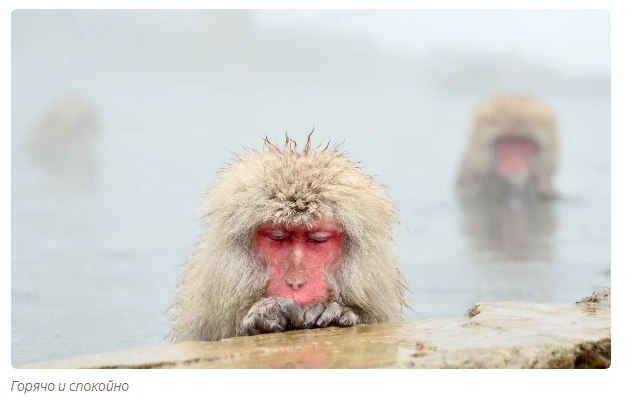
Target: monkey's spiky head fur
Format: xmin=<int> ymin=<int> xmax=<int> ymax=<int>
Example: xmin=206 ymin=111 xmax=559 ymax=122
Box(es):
xmin=169 ymin=133 xmax=407 ymax=343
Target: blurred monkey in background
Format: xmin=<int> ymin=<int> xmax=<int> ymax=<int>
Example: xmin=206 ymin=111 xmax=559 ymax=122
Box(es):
xmin=25 ymin=94 xmax=101 ymax=193
xmin=456 ymin=95 xmax=559 ymax=203
xmin=456 ymin=95 xmax=560 ymax=261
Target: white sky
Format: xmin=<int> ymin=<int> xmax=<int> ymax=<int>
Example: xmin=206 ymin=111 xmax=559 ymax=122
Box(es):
xmin=19 ymin=9 xmax=610 ymax=76
xmin=255 ymin=9 xmax=611 ymax=76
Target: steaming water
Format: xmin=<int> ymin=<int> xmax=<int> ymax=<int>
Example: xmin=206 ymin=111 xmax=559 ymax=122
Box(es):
xmin=11 ymin=12 xmax=610 ymax=366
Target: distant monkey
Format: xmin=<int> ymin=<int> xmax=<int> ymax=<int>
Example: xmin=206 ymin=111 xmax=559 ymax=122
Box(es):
xmin=456 ymin=95 xmax=560 ymax=203
xmin=25 ymin=94 xmax=101 ymax=192
xmin=170 ymin=134 xmax=407 ymax=342
xmin=26 ymin=94 xmax=100 ymax=162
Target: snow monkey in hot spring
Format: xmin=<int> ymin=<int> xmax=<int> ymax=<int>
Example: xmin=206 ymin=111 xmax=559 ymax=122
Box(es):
xmin=170 ymin=134 xmax=408 ymax=342
xmin=456 ymin=95 xmax=560 ymax=203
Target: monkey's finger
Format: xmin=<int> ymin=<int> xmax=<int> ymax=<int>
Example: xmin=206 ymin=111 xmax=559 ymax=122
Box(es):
xmin=255 ymin=313 xmax=284 ymax=333
xmin=274 ymin=311 xmax=289 ymax=331
xmin=247 ymin=327 xmax=262 ymax=336
xmin=259 ymin=317 xmax=283 ymax=333
xmin=266 ymin=321 xmax=283 ymax=333
xmin=238 ymin=325 xmax=250 ymax=336
xmin=240 ymin=313 xmax=262 ymax=336
xmin=279 ymin=298 xmax=306 ymax=329
xmin=304 ymin=304 xmax=326 ymax=329
xmin=338 ymin=309 xmax=359 ymax=327
xmin=316 ymin=302 xmax=343 ymax=328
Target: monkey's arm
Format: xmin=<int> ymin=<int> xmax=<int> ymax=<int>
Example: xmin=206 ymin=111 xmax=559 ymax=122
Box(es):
xmin=455 ymin=162 xmax=485 ymax=200
xmin=239 ymin=296 xmax=306 ymax=336
xmin=534 ymin=171 xmax=559 ymax=200
xmin=303 ymin=302 xmax=360 ymax=329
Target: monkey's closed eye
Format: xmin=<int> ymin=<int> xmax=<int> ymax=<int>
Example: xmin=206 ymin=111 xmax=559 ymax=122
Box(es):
xmin=308 ymin=231 xmax=332 ymax=242
xmin=267 ymin=229 xmax=289 ymax=242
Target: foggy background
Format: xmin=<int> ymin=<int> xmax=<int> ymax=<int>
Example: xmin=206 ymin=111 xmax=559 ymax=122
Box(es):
xmin=11 ymin=9 xmax=611 ymax=365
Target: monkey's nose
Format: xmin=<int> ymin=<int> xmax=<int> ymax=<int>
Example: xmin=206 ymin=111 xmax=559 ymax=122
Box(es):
xmin=286 ymin=278 xmax=306 ymax=290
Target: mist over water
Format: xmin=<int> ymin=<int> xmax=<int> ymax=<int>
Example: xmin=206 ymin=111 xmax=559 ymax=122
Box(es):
xmin=11 ymin=10 xmax=611 ymax=365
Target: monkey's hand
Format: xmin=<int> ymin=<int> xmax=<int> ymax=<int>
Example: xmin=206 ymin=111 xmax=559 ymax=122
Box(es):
xmin=303 ymin=301 xmax=359 ymax=329
xmin=239 ymin=296 xmax=306 ymax=336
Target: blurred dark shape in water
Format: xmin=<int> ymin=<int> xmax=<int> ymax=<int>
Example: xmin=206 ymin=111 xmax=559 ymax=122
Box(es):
xmin=24 ymin=94 xmax=101 ymax=194
xmin=459 ymin=197 xmax=557 ymax=262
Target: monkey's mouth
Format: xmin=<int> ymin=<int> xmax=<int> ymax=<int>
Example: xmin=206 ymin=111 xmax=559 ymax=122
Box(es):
xmin=493 ymin=135 xmax=539 ymax=175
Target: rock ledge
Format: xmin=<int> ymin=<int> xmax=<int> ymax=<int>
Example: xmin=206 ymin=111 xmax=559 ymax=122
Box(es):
xmin=19 ymin=284 xmax=611 ymax=369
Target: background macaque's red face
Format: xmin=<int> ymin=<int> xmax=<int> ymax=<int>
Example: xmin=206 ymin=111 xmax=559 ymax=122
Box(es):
xmin=494 ymin=137 xmax=537 ymax=176
xmin=253 ymin=217 xmax=344 ymax=305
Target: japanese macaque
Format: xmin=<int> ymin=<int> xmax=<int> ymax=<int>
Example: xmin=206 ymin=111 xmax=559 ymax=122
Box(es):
xmin=456 ymin=95 xmax=560 ymax=203
xmin=26 ymin=94 xmax=100 ymax=161
xmin=25 ymin=94 xmax=101 ymax=191
xmin=170 ymin=134 xmax=407 ymax=343
xmin=456 ymin=95 xmax=559 ymax=261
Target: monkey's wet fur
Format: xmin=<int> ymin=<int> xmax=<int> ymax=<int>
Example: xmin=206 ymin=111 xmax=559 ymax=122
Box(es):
xmin=170 ymin=133 xmax=408 ymax=343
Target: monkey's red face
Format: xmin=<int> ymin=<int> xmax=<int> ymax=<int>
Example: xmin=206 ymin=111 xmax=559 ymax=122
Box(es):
xmin=253 ymin=217 xmax=344 ymax=306
xmin=494 ymin=137 xmax=538 ymax=187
